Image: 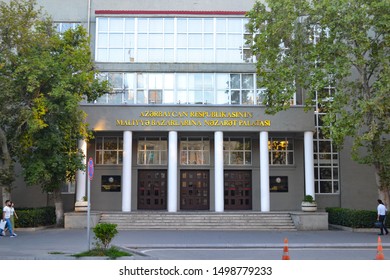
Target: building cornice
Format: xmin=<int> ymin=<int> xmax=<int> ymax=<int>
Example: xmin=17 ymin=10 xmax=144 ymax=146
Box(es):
xmin=95 ymin=10 xmax=247 ymax=15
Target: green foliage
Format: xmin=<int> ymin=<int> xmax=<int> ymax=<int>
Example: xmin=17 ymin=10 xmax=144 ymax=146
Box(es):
xmin=326 ymin=207 xmax=389 ymax=228
xmin=0 ymin=0 xmax=109 ymax=211
xmin=247 ymin=0 xmax=390 ymax=196
xmin=303 ymin=195 xmax=315 ymax=202
xmin=8 ymin=206 xmax=56 ymax=228
xmin=72 ymin=247 xmax=131 ymax=260
xmin=93 ymin=223 xmax=118 ymax=250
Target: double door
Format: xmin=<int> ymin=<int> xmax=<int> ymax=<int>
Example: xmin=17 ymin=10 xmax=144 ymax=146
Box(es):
xmin=180 ymin=170 xmax=209 ymax=210
xmin=224 ymin=170 xmax=252 ymax=210
xmin=138 ymin=170 xmax=167 ymax=210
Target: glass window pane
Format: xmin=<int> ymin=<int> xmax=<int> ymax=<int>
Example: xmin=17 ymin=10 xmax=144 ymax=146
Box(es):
xmin=216 ymin=74 xmax=229 ymax=89
xmin=109 ymin=18 xmax=123 ymax=32
xmin=242 ymin=74 xmax=254 ymax=89
xmin=163 ymin=90 xmax=174 ymax=104
xmin=216 ymin=49 xmax=227 ymax=62
xmin=228 ymin=19 xmax=242 ymax=33
xmin=177 ymin=34 xmax=187 ymax=48
xmin=149 ymin=18 xmax=163 ymax=33
xmin=216 ymin=90 xmax=229 ymax=104
xmin=228 ymin=34 xmax=242 ymax=48
xmin=98 ymin=34 xmax=108 ymax=47
xmin=149 ymin=49 xmax=163 ymax=62
xmin=188 ymin=34 xmax=202 ymax=48
xmin=216 ymin=34 xmax=226 ymax=48
xmin=242 ymin=90 xmax=254 ymax=105
xmin=109 ymin=34 xmax=123 ymax=48
xmin=204 ymin=34 xmax=214 ymax=48
xmin=164 ymin=49 xmax=174 ymax=62
xmin=137 ymin=49 xmax=147 ymax=61
xmin=230 ymin=74 xmax=240 ymax=88
xmin=164 ymin=19 xmax=174 ymax=33
xmin=177 ymin=49 xmax=187 ymax=62
xmin=228 ymin=49 xmax=242 ymax=62
xmin=138 ymin=18 xmax=148 ymax=33
xmin=96 ymin=49 xmax=108 ymax=62
xmin=124 ymin=18 xmax=135 ymax=32
xmin=138 ymin=34 xmax=148 ymax=48
xmin=109 ymin=49 xmax=124 ymax=62
xmin=124 ymin=34 xmax=134 ymax=48
xmin=203 ymin=49 xmax=214 ymax=62
xmin=108 ymin=73 xmax=123 ymax=88
xmin=149 ymin=34 xmax=163 ymax=48
xmin=188 ymin=19 xmax=202 ymax=32
xmin=216 ymin=18 xmax=226 ymax=32
xmin=164 ymin=34 xmax=174 ymax=48
xmin=98 ymin=18 xmax=108 ymax=32
xmin=96 ymin=137 xmax=103 ymax=150
xmin=164 ymin=74 xmax=174 ymax=89
xmin=136 ymin=90 xmax=147 ymax=104
xmin=176 ymin=74 xmax=187 ymax=89
xmin=204 ymin=19 xmax=214 ymax=33
xmin=177 ymin=19 xmax=187 ymax=33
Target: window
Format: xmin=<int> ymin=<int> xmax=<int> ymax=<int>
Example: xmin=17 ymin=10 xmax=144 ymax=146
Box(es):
xmin=61 ymin=181 xmax=76 ymax=194
xmin=91 ymin=72 xmax=260 ymax=106
xmin=180 ymin=137 xmax=210 ymax=165
xmin=137 ymin=137 xmax=167 ymax=165
xmin=268 ymin=138 xmax=294 ymax=165
xmin=55 ymin=22 xmax=80 ymax=33
xmin=223 ymin=137 xmax=252 ymax=165
xmin=95 ymin=137 xmax=123 ymax=165
xmin=314 ymin=87 xmax=339 ymax=194
xmin=96 ymin=17 xmax=253 ymax=63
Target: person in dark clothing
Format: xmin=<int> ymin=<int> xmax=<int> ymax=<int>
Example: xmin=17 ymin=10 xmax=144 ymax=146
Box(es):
xmin=377 ymin=199 xmax=389 ymax=235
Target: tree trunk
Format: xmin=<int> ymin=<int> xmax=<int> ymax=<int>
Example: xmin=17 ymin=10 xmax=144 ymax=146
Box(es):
xmin=375 ymin=166 xmax=390 ymax=208
xmin=53 ymin=189 xmax=64 ymax=227
xmin=1 ymin=186 xmax=11 ymax=205
xmin=0 ymin=127 xmax=14 ymax=205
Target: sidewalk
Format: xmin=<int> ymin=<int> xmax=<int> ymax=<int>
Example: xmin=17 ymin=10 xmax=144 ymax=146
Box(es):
xmin=0 ymin=228 xmax=388 ymax=260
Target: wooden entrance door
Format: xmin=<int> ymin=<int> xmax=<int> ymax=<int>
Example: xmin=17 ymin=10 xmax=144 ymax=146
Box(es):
xmin=138 ymin=170 xmax=167 ymax=210
xmin=224 ymin=170 xmax=252 ymax=210
xmin=180 ymin=170 xmax=209 ymax=210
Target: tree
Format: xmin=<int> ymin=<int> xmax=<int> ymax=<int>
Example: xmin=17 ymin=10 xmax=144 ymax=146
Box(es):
xmin=0 ymin=0 xmax=45 ymax=203
xmin=246 ymin=0 xmax=390 ymax=203
xmin=0 ymin=0 xmax=108 ymax=225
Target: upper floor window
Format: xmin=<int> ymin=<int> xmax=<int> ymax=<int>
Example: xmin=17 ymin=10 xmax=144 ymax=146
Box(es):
xmin=137 ymin=137 xmax=167 ymax=165
xmin=268 ymin=138 xmax=294 ymax=165
xmin=223 ymin=137 xmax=252 ymax=165
xmin=92 ymin=72 xmax=273 ymax=106
xmin=180 ymin=137 xmax=210 ymax=165
xmin=55 ymin=22 xmax=80 ymax=33
xmin=95 ymin=17 xmax=253 ymax=63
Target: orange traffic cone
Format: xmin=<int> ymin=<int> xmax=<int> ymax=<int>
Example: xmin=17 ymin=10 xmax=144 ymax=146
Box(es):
xmin=282 ymin=238 xmax=290 ymax=260
xmin=376 ymin=236 xmax=385 ymax=260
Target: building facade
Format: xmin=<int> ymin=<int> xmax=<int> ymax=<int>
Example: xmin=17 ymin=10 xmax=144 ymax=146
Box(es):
xmin=7 ymin=0 xmax=378 ymax=212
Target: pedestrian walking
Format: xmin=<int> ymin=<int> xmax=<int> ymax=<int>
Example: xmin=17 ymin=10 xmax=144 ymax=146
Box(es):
xmin=2 ymin=200 xmax=17 ymax=237
xmin=377 ymin=199 xmax=389 ymax=235
xmin=10 ymin=201 xmax=18 ymax=233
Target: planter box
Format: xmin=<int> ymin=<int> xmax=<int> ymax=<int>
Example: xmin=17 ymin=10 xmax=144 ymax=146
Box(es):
xmin=75 ymin=201 xmax=88 ymax=212
xmin=301 ymin=201 xmax=317 ymax=212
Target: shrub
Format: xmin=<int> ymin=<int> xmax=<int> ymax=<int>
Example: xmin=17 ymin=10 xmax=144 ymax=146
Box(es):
xmin=1 ymin=207 xmax=56 ymax=228
xmin=326 ymin=207 xmax=389 ymax=228
xmin=93 ymin=223 xmax=118 ymax=250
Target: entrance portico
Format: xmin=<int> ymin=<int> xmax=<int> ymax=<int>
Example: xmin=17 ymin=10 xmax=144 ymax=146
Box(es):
xmin=76 ymin=106 xmax=315 ymax=212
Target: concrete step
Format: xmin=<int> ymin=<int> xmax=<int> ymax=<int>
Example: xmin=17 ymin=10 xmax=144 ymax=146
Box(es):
xmin=98 ymin=212 xmax=297 ymax=231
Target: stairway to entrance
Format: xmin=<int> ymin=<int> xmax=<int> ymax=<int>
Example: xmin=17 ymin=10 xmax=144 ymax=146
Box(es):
xmin=98 ymin=212 xmax=297 ymax=231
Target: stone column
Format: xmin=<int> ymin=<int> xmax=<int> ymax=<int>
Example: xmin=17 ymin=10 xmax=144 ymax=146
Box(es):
xmin=214 ymin=131 xmax=224 ymax=212
xmin=122 ymin=131 xmax=132 ymax=212
xmin=75 ymin=139 xmax=87 ymax=211
xmin=304 ymin=131 xmax=315 ymax=198
xmin=260 ymin=131 xmax=270 ymax=212
xmin=168 ymin=131 xmax=178 ymax=212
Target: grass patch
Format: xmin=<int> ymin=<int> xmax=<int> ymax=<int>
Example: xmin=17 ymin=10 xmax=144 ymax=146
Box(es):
xmin=72 ymin=246 xmax=132 ymax=259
